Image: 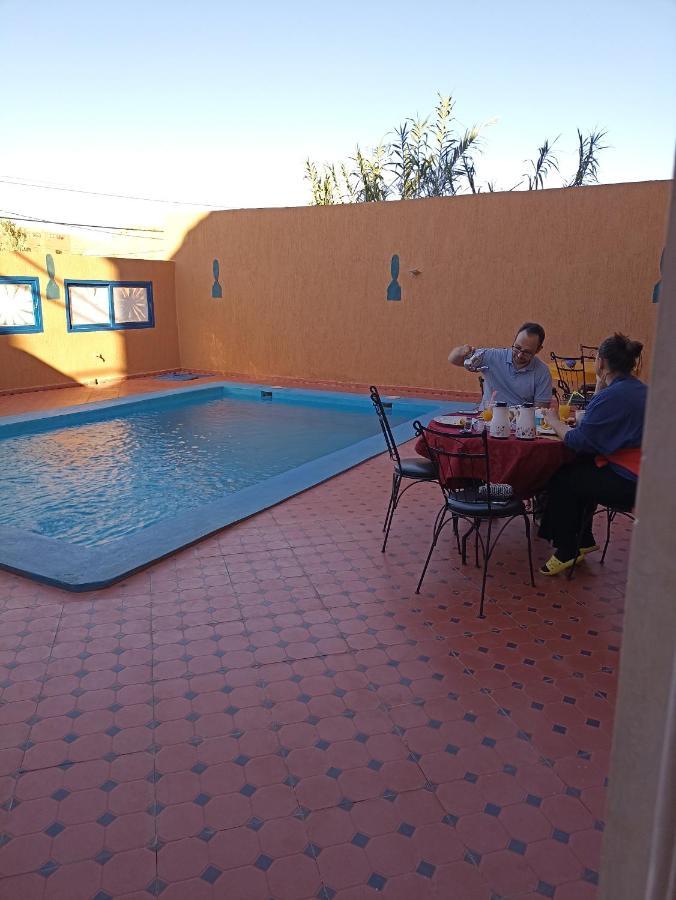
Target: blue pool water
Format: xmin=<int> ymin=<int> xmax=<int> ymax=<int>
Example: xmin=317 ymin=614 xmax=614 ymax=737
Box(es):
xmin=0 ymin=387 xmax=427 ymax=547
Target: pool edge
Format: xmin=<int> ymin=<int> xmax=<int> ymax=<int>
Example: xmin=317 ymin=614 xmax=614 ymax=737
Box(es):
xmin=0 ymin=385 xmax=471 ymax=591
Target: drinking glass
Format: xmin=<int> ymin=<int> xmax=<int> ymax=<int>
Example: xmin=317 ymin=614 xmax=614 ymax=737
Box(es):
xmin=481 ymin=407 xmax=493 ymax=422
xmin=559 ymin=403 xmax=571 ymax=422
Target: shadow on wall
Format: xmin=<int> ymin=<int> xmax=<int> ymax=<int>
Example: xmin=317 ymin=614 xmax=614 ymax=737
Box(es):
xmin=0 ymin=251 xmax=127 ymax=392
xmin=0 ymin=250 xmax=179 ymax=393
xmin=1 ymin=344 xmax=79 ymax=391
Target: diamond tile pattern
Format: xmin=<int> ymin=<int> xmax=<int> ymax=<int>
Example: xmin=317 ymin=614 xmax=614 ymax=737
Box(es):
xmin=0 ymin=379 xmax=629 ymax=899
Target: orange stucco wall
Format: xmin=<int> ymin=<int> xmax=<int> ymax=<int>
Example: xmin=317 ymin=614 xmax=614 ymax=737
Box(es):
xmin=172 ymin=181 xmax=669 ymax=393
xmin=0 ymin=252 xmax=178 ymax=392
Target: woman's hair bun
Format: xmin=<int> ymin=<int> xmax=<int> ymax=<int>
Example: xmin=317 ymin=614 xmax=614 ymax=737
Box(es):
xmin=627 ymin=339 xmax=643 ymax=360
xmin=598 ymin=332 xmax=643 ymax=374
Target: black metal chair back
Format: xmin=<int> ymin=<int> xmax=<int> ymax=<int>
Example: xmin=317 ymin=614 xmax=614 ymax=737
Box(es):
xmin=412 ymin=421 xmax=534 ymax=618
xmin=550 ymin=352 xmax=595 ymax=401
xmin=369 ymin=386 xmax=401 ymax=467
xmin=413 ymin=422 xmax=494 ymax=509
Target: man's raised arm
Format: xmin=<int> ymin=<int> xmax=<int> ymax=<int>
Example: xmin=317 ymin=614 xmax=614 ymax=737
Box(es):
xmin=448 ymin=344 xmax=474 ymax=367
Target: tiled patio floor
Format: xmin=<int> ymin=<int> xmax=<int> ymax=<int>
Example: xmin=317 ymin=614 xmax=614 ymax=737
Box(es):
xmin=0 ymin=386 xmax=629 ymax=899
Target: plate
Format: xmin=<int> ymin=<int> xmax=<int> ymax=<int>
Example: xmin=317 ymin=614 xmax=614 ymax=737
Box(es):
xmin=536 ymin=424 xmax=554 ymax=435
xmin=434 ymin=415 xmax=470 ymax=427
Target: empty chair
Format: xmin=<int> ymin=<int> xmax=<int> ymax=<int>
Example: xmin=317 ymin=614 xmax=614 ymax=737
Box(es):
xmin=369 ymin=386 xmax=437 ymax=552
xmin=414 ymin=421 xmax=534 ymax=617
xmin=550 ymin=351 xmax=595 ymax=401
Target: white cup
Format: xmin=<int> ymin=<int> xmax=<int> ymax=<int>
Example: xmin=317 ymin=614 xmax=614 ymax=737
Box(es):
xmin=576 ymin=409 xmax=586 ymax=425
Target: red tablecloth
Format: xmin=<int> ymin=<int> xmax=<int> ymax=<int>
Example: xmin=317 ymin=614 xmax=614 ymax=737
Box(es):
xmin=415 ymin=422 xmax=574 ymax=498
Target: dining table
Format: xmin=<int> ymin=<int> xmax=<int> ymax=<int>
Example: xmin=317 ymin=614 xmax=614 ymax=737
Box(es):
xmin=415 ymin=418 xmax=575 ymax=499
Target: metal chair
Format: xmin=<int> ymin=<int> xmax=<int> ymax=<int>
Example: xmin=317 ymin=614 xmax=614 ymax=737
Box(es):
xmin=369 ymin=386 xmax=437 ymax=552
xmin=568 ymin=503 xmax=636 ymax=579
xmin=550 ymin=352 xmax=596 ymax=401
xmin=579 ymin=344 xmax=598 ymax=363
xmin=414 ymin=422 xmax=535 ymax=617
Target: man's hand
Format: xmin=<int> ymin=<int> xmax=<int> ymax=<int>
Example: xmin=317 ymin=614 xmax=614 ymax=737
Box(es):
xmin=448 ymin=344 xmax=475 ymax=366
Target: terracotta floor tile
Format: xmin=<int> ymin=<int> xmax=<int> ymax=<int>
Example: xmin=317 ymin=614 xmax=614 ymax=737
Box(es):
xmin=498 ymin=801 xmax=554 ymax=843
xmin=0 ymin=872 xmax=45 ymax=900
xmin=525 ymin=838 xmax=585 ymax=885
xmin=0 ymin=400 xmax=632 ymax=899
xmin=433 ymin=859 xmax=492 ymax=900
xmin=41 ymin=860 xmax=101 ymax=900
xmin=257 ymin=816 xmax=309 ymax=858
xmin=100 ymin=846 xmax=156 ymax=895
xmin=157 ymin=837 xmax=209 ymax=882
xmin=456 ymin=811 xmax=510 ymax=854
xmin=479 ymin=848 xmax=539 ymax=896
xmin=318 ymin=842 xmax=372 ymax=890
xmin=554 ymin=879 xmax=599 ymax=899
xmin=306 ymin=806 xmax=356 ymax=847
xmin=266 ymin=852 xmax=321 ymax=899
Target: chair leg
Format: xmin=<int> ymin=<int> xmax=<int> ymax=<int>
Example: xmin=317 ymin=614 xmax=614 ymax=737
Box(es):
xmin=382 ymin=476 xmax=395 ymax=532
xmin=600 ymin=508 xmax=615 ymax=564
xmin=415 ymin=507 xmax=448 ymax=594
xmin=382 ymin=471 xmax=400 ymax=532
xmin=478 ymin=518 xmax=493 ymax=619
xmin=523 ymin=514 xmax=535 ymax=587
xmin=461 ymin=522 xmax=476 ymax=566
xmin=382 ymin=472 xmax=402 ymax=553
xmin=452 ymin=516 xmax=460 ymax=555
xmin=474 ymin=520 xmax=480 ymax=569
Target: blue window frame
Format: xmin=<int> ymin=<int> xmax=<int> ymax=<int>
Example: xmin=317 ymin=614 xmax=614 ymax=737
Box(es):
xmin=65 ymin=280 xmax=155 ymax=332
xmin=0 ymin=276 xmax=43 ymax=334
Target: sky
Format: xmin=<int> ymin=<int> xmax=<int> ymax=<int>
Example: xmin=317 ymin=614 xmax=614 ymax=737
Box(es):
xmin=1 ymin=0 xmax=675 ymax=243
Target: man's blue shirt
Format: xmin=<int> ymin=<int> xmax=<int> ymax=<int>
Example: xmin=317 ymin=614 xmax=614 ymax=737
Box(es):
xmin=471 ymin=348 xmax=552 ymax=407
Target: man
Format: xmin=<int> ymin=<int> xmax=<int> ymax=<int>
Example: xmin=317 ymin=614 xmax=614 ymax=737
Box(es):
xmin=449 ymin=322 xmax=553 ymax=408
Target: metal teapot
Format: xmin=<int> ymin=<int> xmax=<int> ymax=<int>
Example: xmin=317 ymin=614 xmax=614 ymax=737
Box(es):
xmin=489 ymin=402 xmax=510 ymax=439
xmin=515 ymin=402 xmax=536 ymax=440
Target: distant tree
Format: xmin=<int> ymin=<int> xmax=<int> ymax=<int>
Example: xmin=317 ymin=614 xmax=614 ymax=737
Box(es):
xmin=305 ymin=94 xmax=608 ymax=204
xmin=0 ymin=219 xmax=30 ymax=250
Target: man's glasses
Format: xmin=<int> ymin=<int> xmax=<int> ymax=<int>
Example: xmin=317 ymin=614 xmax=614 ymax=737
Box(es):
xmin=512 ymin=344 xmax=535 ymax=360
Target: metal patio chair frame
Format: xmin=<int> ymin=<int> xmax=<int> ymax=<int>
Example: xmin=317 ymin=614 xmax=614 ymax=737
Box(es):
xmin=550 ymin=351 xmax=596 ymax=402
xmin=414 ymin=422 xmax=535 ymax=618
xmin=369 ymin=386 xmax=438 ymax=553
xmin=567 ymin=502 xmax=636 ymax=579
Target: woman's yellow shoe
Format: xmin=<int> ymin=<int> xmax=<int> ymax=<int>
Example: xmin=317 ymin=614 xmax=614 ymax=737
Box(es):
xmin=540 ymin=554 xmax=585 ymax=576
xmin=579 ymin=543 xmax=600 ymax=555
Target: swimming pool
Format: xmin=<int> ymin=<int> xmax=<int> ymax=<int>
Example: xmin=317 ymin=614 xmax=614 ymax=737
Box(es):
xmin=0 ymin=382 xmax=462 ymax=590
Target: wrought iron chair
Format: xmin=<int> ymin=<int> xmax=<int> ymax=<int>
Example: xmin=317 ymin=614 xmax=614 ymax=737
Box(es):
xmin=414 ymin=422 xmax=535 ymax=617
xmin=579 ymin=344 xmax=598 ymax=363
xmin=369 ymin=386 xmax=437 ymax=552
xmin=550 ymin=352 xmax=596 ymax=402
xmin=568 ymin=503 xmax=636 ymax=579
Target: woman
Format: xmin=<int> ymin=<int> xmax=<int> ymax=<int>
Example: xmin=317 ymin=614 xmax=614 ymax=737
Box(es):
xmin=538 ymin=333 xmax=647 ymax=575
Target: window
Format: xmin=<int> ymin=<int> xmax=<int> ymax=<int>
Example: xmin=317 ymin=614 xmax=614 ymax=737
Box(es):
xmin=0 ymin=276 xmax=43 ymax=334
xmin=65 ymin=280 xmax=154 ymax=331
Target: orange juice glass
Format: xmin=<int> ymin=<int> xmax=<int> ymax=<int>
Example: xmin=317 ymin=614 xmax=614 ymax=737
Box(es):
xmin=481 ymin=408 xmax=493 ymax=422
xmin=559 ymin=403 xmax=571 ymax=422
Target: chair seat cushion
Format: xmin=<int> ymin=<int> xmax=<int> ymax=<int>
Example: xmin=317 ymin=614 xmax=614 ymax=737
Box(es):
xmin=396 ymin=457 xmax=437 ymax=479
xmin=447 ymin=495 xmax=525 ymax=518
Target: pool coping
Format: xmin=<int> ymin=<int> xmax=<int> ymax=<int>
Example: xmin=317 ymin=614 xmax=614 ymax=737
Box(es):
xmin=0 ymin=382 xmax=469 ymax=591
